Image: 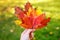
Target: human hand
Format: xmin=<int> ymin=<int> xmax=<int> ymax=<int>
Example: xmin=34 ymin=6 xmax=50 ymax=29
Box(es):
xmin=20 ymin=29 xmax=35 ymax=40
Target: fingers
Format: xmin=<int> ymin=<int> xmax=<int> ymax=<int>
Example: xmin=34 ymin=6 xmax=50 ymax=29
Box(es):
xmin=22 ymin=29 xmax=35 ymax=34
xmin=21 ymin=29 xmax=27 ymax=34
xmin=21 ymin=29 xmax=32 ymax=35
xmin=26 ymin=29 xmax=33 ymax=34
xmin=20 ymin=29 xmax=32 ymax=40
xmin=20 ymin=29 xmax=35 ymax=40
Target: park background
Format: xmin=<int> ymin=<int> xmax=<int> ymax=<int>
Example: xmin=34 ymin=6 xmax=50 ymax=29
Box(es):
xmin=0 ymin=0 xmax=60 ymax=40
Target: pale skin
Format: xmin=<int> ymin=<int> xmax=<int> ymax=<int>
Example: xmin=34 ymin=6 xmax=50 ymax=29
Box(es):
xmin=20 ymin=29 xmax=35 ymax=40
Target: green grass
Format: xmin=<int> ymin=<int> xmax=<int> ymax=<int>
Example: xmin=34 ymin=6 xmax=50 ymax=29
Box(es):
xmin=0 ymin=0 xmax=60 ymax=40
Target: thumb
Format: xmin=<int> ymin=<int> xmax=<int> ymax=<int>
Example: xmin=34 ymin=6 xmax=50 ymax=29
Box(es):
xmin=26 ymin=29 xmax=33 ymax=34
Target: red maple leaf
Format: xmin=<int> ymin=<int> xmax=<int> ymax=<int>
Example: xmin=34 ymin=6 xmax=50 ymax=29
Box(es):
xmin=15 ymin=2 xmax=50 ymax=29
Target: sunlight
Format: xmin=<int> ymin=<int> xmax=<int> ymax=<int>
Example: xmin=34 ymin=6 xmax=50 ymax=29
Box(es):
xmin=28 ymin=0 xmax=52 ymax=3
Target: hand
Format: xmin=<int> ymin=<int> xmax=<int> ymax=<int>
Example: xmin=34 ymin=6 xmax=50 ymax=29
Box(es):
xmin=20 ymin=29 xmax=35 ymax=40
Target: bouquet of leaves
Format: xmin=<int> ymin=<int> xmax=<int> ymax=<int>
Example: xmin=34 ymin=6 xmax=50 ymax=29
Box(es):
xmin=15 ymin=2 xmax=50 ymax=40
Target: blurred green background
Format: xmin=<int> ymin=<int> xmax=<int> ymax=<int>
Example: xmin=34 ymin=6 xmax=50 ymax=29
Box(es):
xmin=0 ymin=0 xmax=60 ymax=40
